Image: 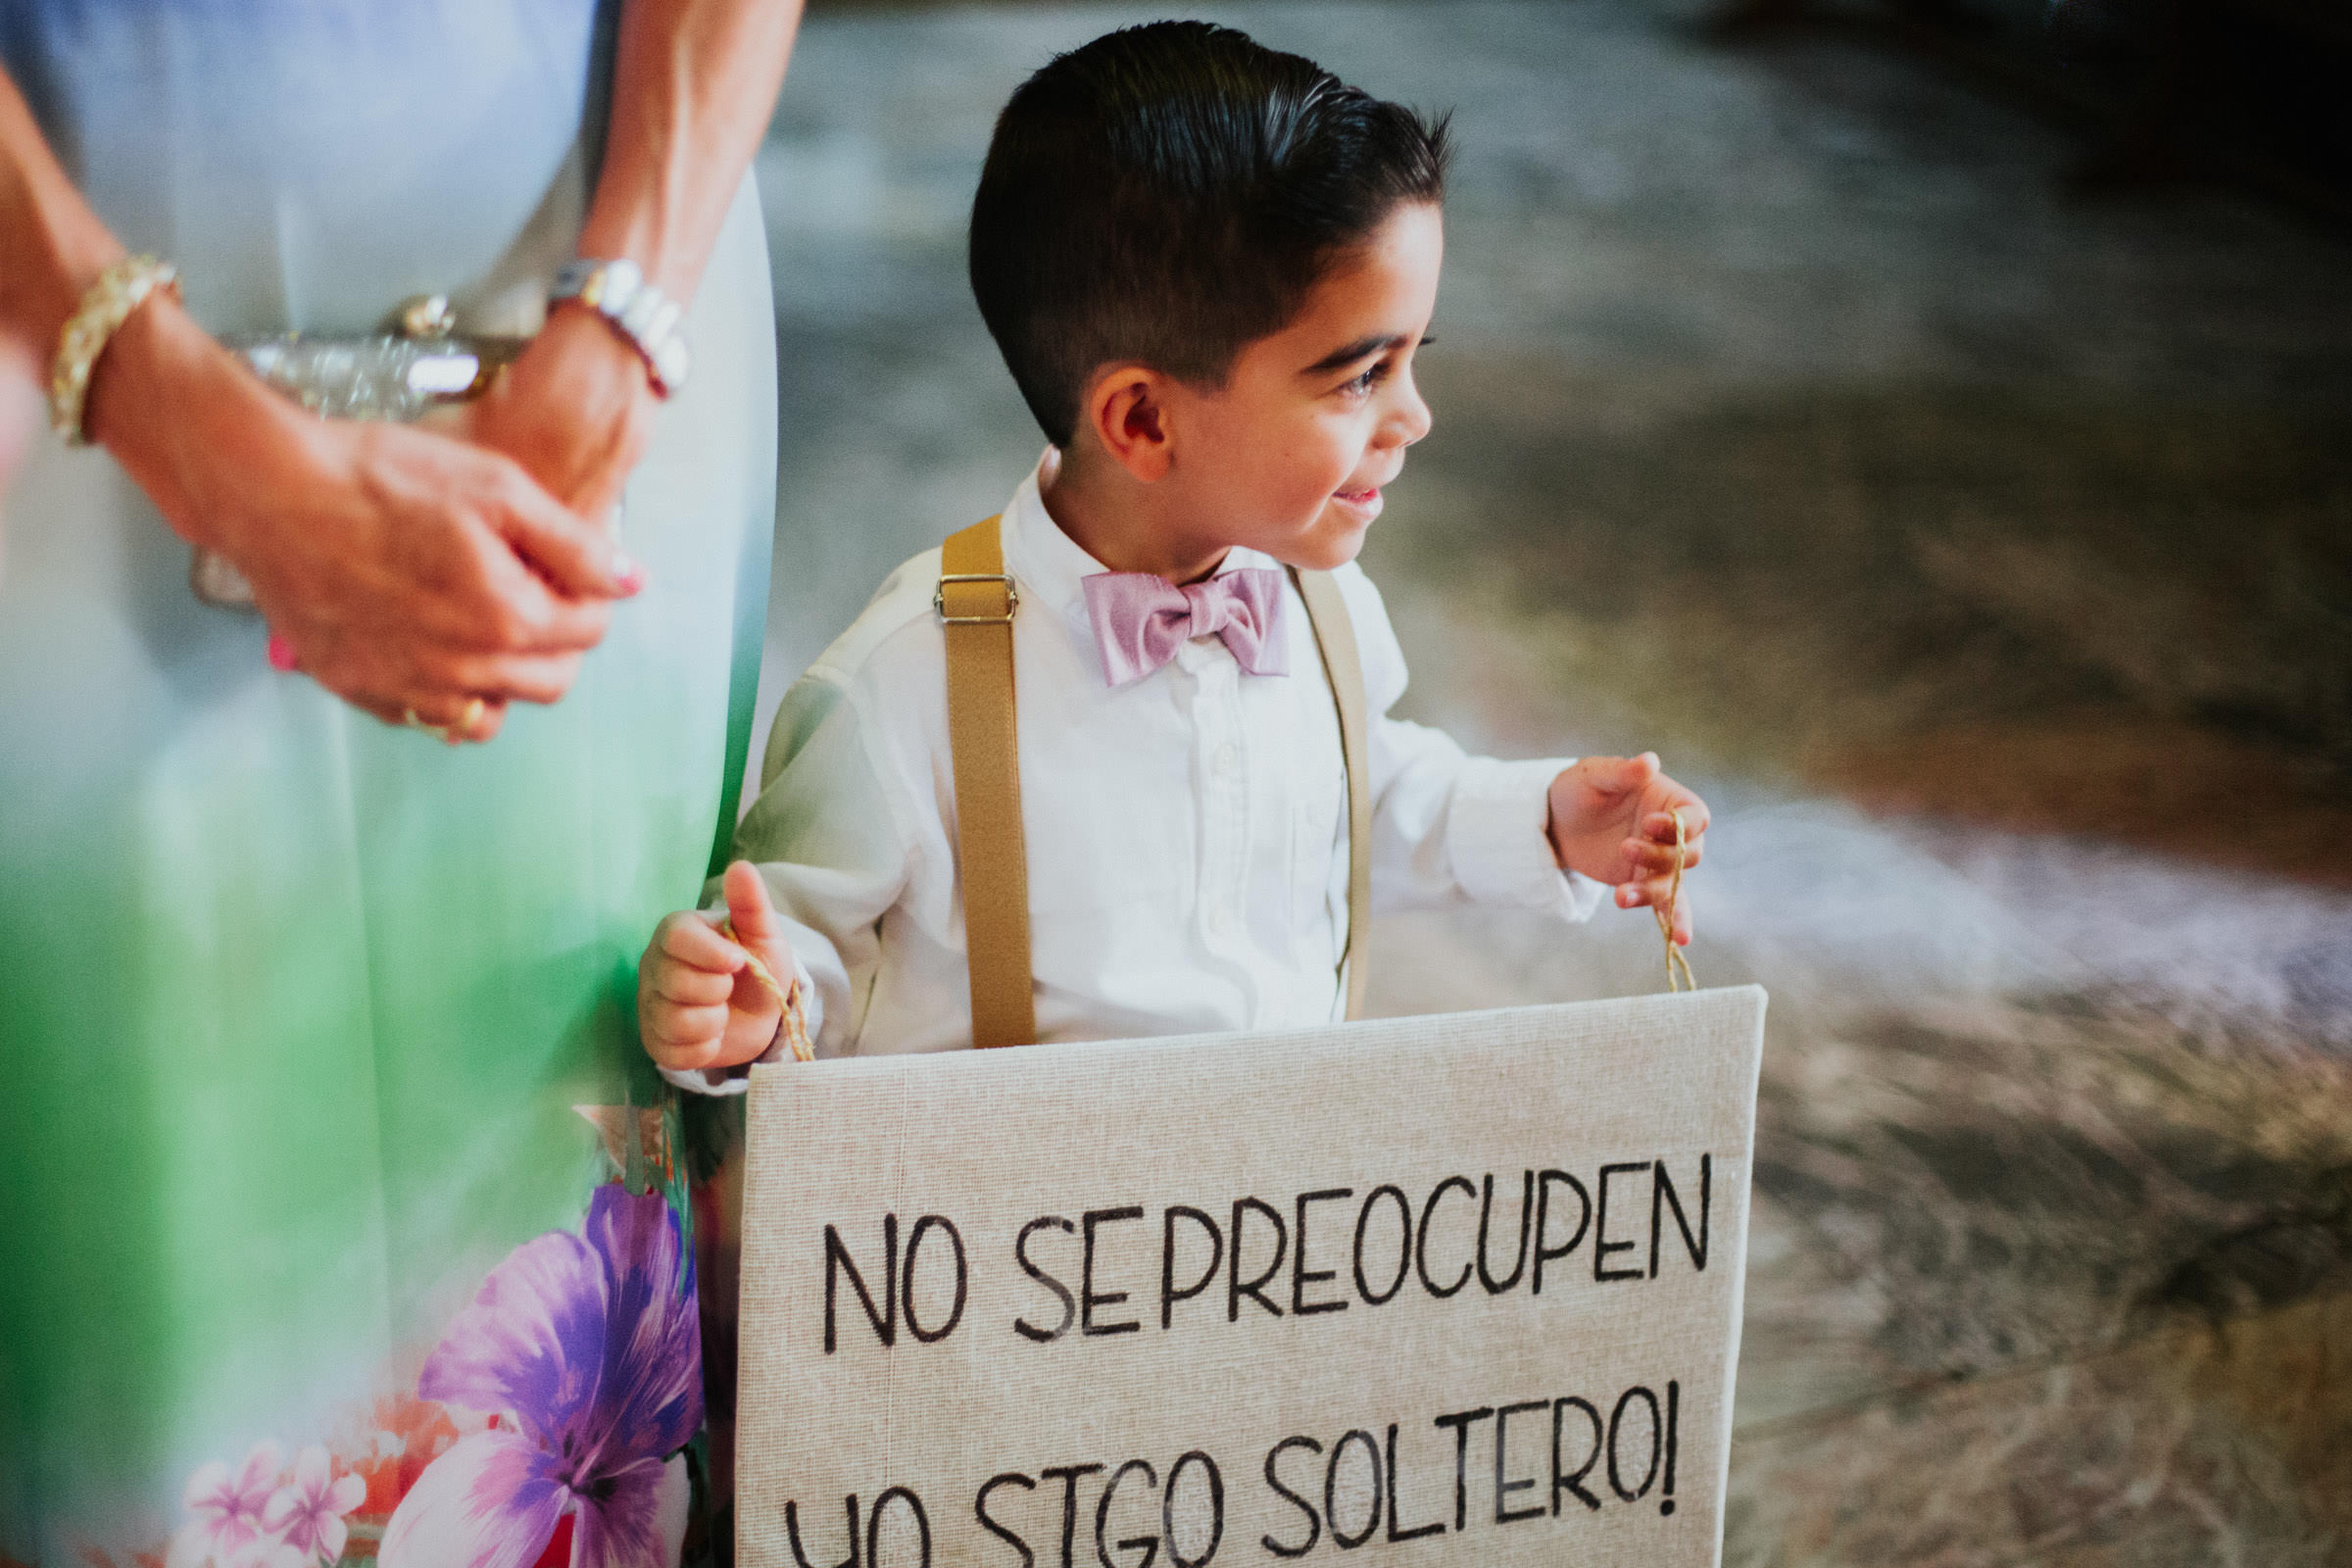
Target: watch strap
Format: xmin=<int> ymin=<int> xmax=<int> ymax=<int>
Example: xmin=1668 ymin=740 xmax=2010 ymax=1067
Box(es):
xmin=552 ymin=258 xmax=691 ymax=397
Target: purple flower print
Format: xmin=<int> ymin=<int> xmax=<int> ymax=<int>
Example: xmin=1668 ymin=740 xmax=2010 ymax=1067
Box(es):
xmin=381 ymin=1185 xmax=702 ymax=1568
xmin=166 ymin=1441 xmax=283 ymax=1568
xmin=263 ymin=1445 xmax=367 ymax=1564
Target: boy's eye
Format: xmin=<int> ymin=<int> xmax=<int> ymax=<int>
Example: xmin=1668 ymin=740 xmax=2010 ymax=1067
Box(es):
xmin=1336 ymin=336 xmax=1429 ymax=398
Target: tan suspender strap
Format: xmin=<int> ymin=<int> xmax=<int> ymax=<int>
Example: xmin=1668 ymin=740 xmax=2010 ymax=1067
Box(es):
xmin=939 ymin=527 xmax=1366 ymax=1044
xmin=939 ymin=515 xmax=1037 ymax=1049
xmin=1291 ymin=568 xmax=1372 ymax=1021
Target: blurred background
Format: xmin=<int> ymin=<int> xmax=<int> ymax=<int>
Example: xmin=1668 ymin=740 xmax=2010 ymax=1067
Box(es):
xmin=746 ymin=0 xmax=2351 ymax=1559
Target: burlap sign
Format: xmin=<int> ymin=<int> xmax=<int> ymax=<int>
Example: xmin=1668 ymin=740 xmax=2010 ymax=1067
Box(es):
xmin=738 ymin=986 xmax=1766 ymax=1568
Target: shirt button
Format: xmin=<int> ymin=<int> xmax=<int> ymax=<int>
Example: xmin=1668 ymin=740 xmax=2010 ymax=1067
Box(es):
xmin=1214 ymin=743 xmax=1240 ymax=776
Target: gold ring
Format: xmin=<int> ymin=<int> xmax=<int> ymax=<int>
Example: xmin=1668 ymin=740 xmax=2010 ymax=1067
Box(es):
xmin=457 ymin=696 xmax=486 ymax=737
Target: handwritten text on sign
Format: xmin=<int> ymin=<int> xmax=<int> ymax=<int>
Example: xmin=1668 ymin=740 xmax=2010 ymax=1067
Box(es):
xmin=738 ymin=989 xmax=1766 ymax=1568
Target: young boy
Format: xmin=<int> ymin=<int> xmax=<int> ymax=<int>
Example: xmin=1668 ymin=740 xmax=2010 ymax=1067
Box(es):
xmin=639 ymin=21 xmax=1707 ymax=1082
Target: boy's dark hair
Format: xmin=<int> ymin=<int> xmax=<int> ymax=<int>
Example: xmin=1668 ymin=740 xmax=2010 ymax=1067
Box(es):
xmin=970 ymin=22 xmax=1450 ymax=447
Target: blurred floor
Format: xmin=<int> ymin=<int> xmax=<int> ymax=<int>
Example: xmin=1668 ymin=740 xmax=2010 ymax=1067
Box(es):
xmin=748 ymin=1 xmax=2352 ymax=1560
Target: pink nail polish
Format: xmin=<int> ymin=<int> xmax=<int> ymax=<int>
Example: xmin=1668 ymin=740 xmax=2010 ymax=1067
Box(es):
xmin=266 ymin=633 xmax=297 ymax=671
xmin=614 ymin=555 xmax=646 ymax=596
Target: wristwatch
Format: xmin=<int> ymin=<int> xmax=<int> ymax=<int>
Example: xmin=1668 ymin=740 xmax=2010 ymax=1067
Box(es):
xmin=551 ymin=258 xmax=691 ymax=398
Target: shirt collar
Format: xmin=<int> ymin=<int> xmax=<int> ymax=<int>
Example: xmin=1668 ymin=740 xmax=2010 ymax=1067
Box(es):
xmin=999 ymin=449 xmax=1286 ymax=631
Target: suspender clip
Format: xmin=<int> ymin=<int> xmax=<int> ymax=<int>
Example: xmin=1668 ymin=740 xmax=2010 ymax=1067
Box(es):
xmin=935 ymin=573 xmax=1019 ymax=624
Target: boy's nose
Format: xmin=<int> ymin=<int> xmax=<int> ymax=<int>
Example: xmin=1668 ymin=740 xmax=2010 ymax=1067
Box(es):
xmin=1386 ymin=376 xmax=1434 ymax=447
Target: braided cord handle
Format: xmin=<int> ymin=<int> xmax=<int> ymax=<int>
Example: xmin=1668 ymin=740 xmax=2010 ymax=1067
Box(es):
xmin=1655 ymin=808 xmax=1697 ymax=994
xmin=717 ymin=918 xmax=814 ymax=1063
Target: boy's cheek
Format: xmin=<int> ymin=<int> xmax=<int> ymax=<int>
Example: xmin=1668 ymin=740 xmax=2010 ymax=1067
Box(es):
xmin=1288 ymin=506 xmax=1372 ymax=570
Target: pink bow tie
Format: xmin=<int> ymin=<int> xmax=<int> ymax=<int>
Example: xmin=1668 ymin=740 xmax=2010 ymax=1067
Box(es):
xmin=1082 ymin=568 xmax=1291 ymax=686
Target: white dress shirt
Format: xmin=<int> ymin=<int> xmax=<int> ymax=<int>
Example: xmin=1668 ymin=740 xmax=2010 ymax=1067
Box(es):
xmin=668 ymin=456 xmax=1599 ymax=1089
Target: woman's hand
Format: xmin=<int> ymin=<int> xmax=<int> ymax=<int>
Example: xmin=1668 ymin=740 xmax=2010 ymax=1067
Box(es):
xmin=87 ymin=298 xmax=641 ymax=740
xmin=6 ymin=0 xmax=808 ymax=740
xmin=462 ymin=302 xmax=657 ymax=522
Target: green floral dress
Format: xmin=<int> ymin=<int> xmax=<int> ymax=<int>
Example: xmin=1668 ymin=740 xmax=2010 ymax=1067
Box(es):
xmin=0 ymin=5 xmax=775 ymax=1563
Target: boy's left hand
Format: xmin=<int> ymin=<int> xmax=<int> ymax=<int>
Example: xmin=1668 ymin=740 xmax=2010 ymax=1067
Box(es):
xmin=1546 ymin=753 xmax=1709 ymax=945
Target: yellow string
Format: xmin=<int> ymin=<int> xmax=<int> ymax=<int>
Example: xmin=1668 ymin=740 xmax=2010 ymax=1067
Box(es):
xmin=1656 ymin=808 xmax=1697 ymax=994
xmin=717 ymin=919 xmax=815 ymax=1063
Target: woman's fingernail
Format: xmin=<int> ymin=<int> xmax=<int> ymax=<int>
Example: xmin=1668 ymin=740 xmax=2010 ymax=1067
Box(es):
xmin=614 ymin=555 xmax=646 ymax=595
xmin=267 ymin=633 xmax=297 ymax=671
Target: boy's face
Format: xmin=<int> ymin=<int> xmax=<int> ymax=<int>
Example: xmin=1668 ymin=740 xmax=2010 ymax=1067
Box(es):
xmin=1165 ymin=201 xmax=1442 ymax=571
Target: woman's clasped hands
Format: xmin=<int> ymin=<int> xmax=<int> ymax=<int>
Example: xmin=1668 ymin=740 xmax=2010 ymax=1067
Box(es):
xmin=86 ymin=289 xmax=659 ymax=743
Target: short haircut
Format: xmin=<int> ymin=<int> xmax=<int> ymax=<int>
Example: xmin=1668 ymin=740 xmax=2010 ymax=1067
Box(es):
xmin=970 ymin=22 xmax=1450 ymax=447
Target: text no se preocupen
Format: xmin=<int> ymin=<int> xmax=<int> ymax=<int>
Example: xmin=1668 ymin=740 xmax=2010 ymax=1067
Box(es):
xmin=768 ymin=1156 xmax=1717 ymax=1565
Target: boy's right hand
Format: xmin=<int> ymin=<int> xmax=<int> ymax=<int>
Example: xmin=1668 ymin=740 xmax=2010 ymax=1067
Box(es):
xmin=637 ymin=860 xmax=798 ymax=1075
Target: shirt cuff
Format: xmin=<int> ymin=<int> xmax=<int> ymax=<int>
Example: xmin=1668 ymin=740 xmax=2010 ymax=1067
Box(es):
xmin=657 ymin=951 xmax=823 ymax=1098
xmin=659 ymin=1061 xmax=751 ymax=1098
xmin=1448 ymin=756 xmax=1607 ymax=923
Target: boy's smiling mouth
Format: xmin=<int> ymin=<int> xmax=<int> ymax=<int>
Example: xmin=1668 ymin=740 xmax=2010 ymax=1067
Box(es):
xmin=1333 ymin=463 xmax=1402 ymax=519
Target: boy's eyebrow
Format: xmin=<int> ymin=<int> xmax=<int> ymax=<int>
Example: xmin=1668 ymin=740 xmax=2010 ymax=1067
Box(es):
xmin=1299 ymin=332 xmax=1415 ymax=376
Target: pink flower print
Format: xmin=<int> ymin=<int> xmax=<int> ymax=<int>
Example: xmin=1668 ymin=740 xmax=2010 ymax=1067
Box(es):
xmin=381 ymin=1185 xmax=701 ymax=1568
xmin=166 ymin=1441 xmax=284 ymax=1568
xmin=262 ymin=1446 xmax=367 ymax=1565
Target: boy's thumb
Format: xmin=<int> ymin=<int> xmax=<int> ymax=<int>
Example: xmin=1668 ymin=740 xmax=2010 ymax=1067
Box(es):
xmin=721 ymin=860 xmax=785 ymax=957
xmin=1611 ymin=752 xmax=1659 ymax=794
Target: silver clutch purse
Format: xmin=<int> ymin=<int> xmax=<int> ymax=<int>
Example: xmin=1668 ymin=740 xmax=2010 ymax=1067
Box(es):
xmin=192 ymin=295 xmax=528 ymax=609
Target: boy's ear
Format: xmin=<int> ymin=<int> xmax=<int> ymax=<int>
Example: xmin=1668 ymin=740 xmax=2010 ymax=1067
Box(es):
xmin=1084 ymin=366 xmax=1174 ymax=483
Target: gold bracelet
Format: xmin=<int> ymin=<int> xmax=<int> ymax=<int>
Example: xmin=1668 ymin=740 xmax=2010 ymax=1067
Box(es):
xmin=48 ymin=255 xmax=180 ymax=447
